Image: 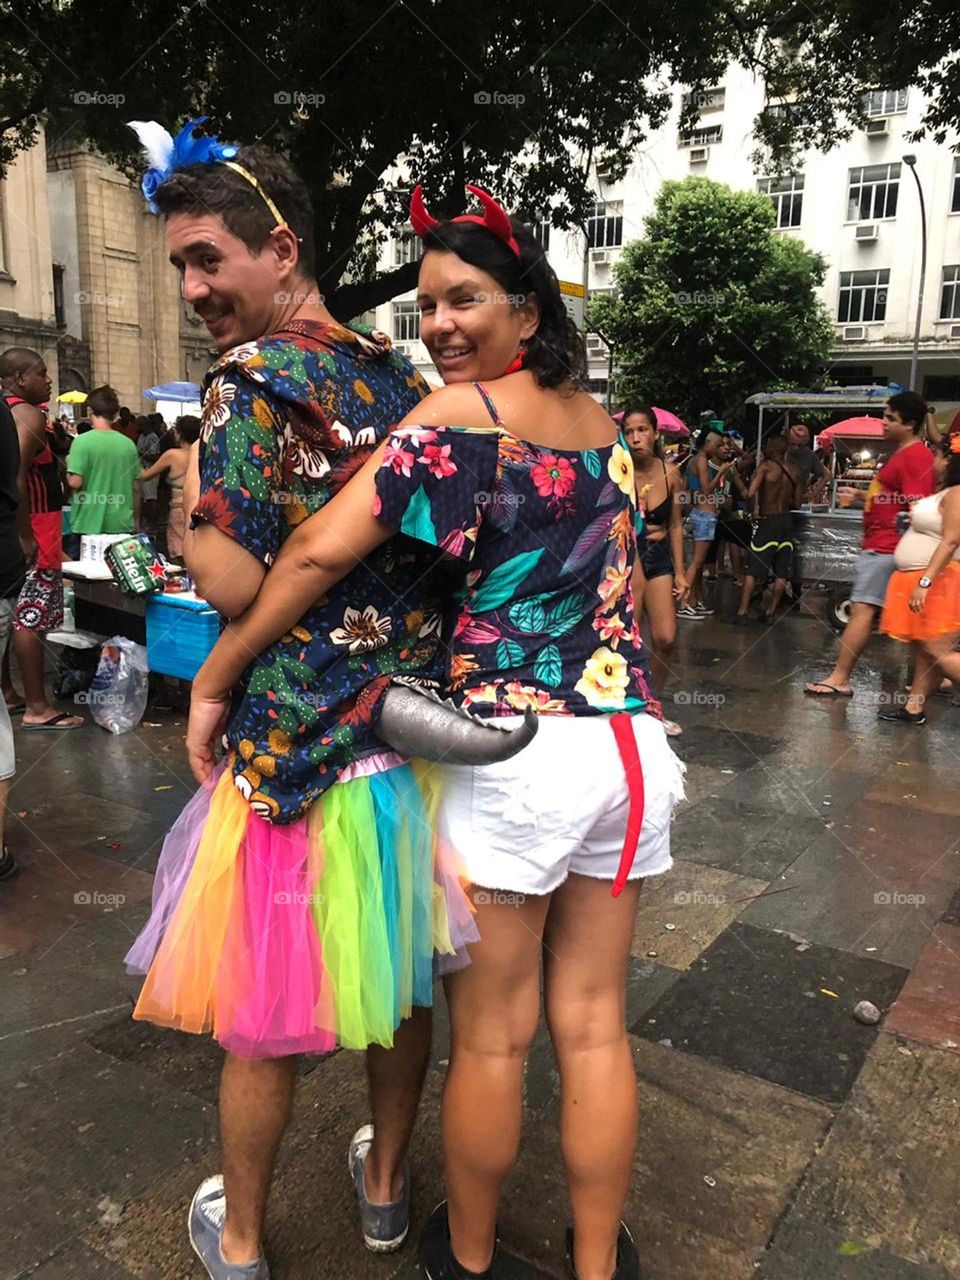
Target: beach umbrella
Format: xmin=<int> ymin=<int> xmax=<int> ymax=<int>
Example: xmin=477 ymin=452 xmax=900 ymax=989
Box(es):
xmin=56 ymin=390 xmax=88 ymax=403
xmin=143 ymin=381 xmax=202 ymax=401
xmin=818 ymin=416 xmax=884 ymax=442
xmin=651 ymin=406 xmax=690 ymax=436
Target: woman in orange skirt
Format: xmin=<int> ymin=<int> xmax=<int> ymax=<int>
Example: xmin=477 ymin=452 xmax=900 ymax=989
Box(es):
xmin=880 ymin=435 xmax=960 ymax=723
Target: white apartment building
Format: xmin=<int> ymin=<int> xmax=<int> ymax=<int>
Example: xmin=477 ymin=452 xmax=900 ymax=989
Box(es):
xmin=374 ymin=63 xmax=960 ymax=413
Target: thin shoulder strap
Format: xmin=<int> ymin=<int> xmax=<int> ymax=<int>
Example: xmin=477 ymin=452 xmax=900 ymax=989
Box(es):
xmin=472 ymin=382 xmax=504 ymax=426
xmin=660 ymin=458 xmax=669 ymax=484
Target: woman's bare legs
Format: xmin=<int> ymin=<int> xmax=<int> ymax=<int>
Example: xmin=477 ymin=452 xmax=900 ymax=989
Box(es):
xmin=543 ymin=874 xmax=644 ymax=1280
xmin=641 ymin=571 xmax=678 ymax=697
xmin=686 ymin=540 xmax=713 ymax=609
xmin=441 ymin=890 xmax=551 ymax=1272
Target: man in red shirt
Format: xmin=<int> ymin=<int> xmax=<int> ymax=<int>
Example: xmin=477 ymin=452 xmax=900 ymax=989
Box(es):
xmin=805 ymin=391 xmax=935 ymax=697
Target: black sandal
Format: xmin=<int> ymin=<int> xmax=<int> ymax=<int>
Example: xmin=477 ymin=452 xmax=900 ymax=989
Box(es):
xmin=0 ymin=845 xmax=19 ymax=881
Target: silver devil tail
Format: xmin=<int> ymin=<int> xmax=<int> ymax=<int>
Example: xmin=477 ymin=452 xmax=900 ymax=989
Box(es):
xmin=375 ymin=685 xmax=538 ymax=765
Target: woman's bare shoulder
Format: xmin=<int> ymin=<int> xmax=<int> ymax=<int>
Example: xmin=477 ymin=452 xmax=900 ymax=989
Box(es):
xmin=397 ymin=382 xmax=494 ymax=429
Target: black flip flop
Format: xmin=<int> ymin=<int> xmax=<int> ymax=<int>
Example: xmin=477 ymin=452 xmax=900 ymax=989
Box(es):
xmin=0 ymin=846 xmax=19 ymax=881
xmin=21 ymin=712 xmax=84 ymax=731
xmin=803 ymin=683 xmax=854 ymax=698
xmin=5 ymin=703 xmax=25 ymax=716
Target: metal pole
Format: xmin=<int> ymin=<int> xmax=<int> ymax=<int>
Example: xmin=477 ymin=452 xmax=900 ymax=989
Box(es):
xmin=903 ymin=155 xmax=927 ymax=393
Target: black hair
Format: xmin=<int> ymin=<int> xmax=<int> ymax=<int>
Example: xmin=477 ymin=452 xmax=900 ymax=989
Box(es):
xmin=887 ymin=390 xmax=927 ymax=431
xmin=175 ymin=414 xmax=201 ymax=445
xmin=764 ymin=434 xmax=788 ymax=458
xmin=77 ymin=418 xmax=92 ymax=434
xmin=87 ymin=384 xmax=120 ymax=420
xmin=118 ymin=406 xmax=133 ymax=427
xmin=153 ymin=143 xmax=316 ymax=278
xmin=620 ymin=404 xmax=663 ymax=457
xmin=147 ymin=412 xmax=165 ymax=433
xmin=419 ymin=217 xmax=586 ymax=390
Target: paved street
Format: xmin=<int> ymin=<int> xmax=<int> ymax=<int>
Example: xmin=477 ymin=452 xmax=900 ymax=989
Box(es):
xmin=3 ymin=583 xmax=960 ymax=1280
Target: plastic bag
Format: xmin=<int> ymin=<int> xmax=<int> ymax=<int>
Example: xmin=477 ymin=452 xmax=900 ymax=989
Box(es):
xmin=84 ymin=637 xmax=149 ymax=734
xmin=53 ymin=642 xmax=103 ymax=699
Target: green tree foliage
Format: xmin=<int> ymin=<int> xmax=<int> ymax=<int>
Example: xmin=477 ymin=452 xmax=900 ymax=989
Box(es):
xmin=1 ymin=1 xmax=958 ymax=313
xmin=0 ymin=0 xmax=735 ymax=315
xmin=591 ymin=178 xmax=834 ymax=418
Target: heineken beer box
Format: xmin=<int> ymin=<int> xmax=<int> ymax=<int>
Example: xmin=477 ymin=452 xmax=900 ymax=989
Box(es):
xmin=105 ymin=534 xmax=169 ymax=596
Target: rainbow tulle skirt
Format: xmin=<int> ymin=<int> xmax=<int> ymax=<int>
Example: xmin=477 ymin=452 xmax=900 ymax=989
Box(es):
xmin=125 ymin=758 xmax=478 ymax=1058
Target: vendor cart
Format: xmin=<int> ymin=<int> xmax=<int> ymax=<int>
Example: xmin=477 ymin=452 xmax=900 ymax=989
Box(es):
xmin=744 ymin=389 xmax=894 ymax=631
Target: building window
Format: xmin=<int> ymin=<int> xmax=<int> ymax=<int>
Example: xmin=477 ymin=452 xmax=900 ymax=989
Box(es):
xmin=862 ymin=88 xmax=908 ymax=117
xmin=393 ymin=231 xmax=417 ymax=267
xmin=847 ymin=163 xmax=900 ymax=222
xmin=678 ymin=124 xmax=723 ymax=148
xmin=925 ymin=374 xmax=960 ymax=400
xmin=586 ymin=378 xmax=610 ymax=399
xmin=763 ymin=102 xmax=812 ymax=126
xmin=682 ymin=86 xmax=725 ymax=114
xmin=587 ymin=201 xmax=623 ymax=249
xmin=392 ymin=300 xmax=420 ymax=342
xmin=52 ymin=264 xmax=65 ymax=327
xmin=940 ymin=266 xmax=960 ymax=320
xmin=838 ymin=269 xmax=890 ymax=323
xmin=952 ymin=160 xmax=960 ymax=215
xmin=757 ymin=174 xmax=804 ymax=228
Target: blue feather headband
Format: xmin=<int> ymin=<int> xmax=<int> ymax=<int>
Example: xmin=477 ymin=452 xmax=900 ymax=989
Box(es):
xmin=127 ymin=117 xmax=287 ymax=228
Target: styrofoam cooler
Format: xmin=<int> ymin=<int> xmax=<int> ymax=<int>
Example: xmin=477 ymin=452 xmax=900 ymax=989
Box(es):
xmin=145 ymin=592 xmax=221 ymax=680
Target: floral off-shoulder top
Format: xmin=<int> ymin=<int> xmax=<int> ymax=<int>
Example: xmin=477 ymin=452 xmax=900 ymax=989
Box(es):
xmin=373 ymin=386 xmax=656 ymax=719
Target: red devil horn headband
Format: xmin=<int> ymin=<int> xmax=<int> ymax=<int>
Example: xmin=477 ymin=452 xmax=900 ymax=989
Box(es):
xmin=409 ymin=183 xmax=521 ymax=260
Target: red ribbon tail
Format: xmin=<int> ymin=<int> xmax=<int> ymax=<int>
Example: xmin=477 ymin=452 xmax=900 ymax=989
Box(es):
xmin=609 ymin=712 xmax=645 ymax=898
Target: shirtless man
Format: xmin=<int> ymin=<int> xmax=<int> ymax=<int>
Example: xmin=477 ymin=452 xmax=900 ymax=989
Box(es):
xmin=733 ymin=434 xmax=802 ymax=624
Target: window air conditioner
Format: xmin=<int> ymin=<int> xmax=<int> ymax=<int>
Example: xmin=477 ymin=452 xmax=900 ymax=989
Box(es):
xmin=865 ymin=118 xmax=889 ymax=136
xmin=587 ymin=334 xmax=607 ymax=354
xmin=855 ymin=223 xmax=879 ymax=242
xmin=950 ymin=324 xmax=960 ymax=339
xmin=591 ymin=249 xmax=611 ymax=266
xmin=842 ymin=325 xmax=868 ymax=340
xmin=689 ymin=147 xmax=710 ymax=164
xmin=393 ymin=342 xmax=412 ymax=357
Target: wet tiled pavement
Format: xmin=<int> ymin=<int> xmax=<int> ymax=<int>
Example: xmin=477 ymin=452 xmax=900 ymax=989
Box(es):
xmin=3 ymin=587 xmax=960 ymax=1279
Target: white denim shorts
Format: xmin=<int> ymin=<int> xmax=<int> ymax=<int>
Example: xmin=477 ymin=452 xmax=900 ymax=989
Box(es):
xmin=438 ymin=712 xmax=685 ymax=896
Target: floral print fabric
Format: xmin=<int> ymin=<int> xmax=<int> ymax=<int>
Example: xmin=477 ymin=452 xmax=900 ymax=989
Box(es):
xmin=192 ymin=320 xmax=440 ymax=824
xmin=374 ymin=424 xmax=655 ymax=718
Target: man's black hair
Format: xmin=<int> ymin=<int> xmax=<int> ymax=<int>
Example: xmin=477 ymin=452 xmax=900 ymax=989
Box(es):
xmin=887 ymin=391 xmax=927 ymax=431
xmin=153 ymin=144 xmax=316 ymax=278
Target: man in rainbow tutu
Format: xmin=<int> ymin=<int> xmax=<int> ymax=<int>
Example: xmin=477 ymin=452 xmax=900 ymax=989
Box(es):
xmin=123 ymin=120 xmax=480 ymax=1279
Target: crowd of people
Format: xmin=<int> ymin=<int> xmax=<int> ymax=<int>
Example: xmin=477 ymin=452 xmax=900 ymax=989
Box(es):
xmin=622 ymin=394 xmax=959 ymax=732
xmin=0 ymin=114 xmax=957 ymax=1280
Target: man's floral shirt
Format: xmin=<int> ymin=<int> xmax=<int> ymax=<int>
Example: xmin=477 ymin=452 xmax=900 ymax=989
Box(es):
xmin=374 ymin=423 xmax=656 ymax=718
xmin=192 ymin=319 xmax=436 ymax=824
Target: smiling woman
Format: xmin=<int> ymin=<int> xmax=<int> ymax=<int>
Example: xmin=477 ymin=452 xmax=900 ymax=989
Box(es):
xmin=183 ymin=183 xmax=683 ymax=1280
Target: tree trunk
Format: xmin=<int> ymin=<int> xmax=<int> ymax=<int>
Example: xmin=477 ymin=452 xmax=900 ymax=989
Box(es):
xmin=327 ymin=261 xmax=421 ymax=322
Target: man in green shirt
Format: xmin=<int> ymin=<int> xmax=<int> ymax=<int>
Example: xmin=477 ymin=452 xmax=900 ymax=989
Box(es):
xmin=66 ymin=385 xmax=141 ymax=535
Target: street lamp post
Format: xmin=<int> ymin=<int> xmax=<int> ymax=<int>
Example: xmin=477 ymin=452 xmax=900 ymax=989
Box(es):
xmin=902 ymin=154 xmax=927 ymax=394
